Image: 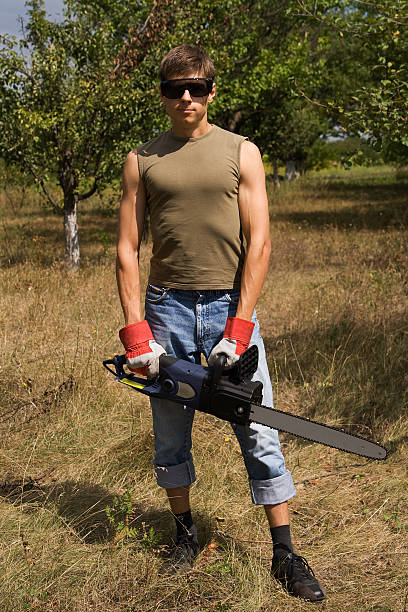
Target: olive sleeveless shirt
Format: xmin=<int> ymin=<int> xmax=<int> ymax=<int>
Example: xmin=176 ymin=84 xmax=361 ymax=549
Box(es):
xmin=137 ymin=125 xmax=248 ymax=289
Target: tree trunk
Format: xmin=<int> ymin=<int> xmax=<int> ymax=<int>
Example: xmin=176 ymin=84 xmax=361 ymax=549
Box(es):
xmin=285 ymin=160 xmax=298 ymax=182
xmin=63 ymin=193 xmax=80 ymax=269
xmin=229 ymin=110 xmax=242 ymax=133
xmin=273 ymin=158 xmax=280 ymax=189
xmin=60 ymin=152 xmax=80 ymax=269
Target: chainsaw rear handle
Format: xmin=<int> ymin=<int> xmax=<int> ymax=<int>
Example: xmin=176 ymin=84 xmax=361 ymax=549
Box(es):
xmin=103 ymin=354 xmax=126 ymax=378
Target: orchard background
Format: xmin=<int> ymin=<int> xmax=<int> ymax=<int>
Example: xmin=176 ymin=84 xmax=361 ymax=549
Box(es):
xmin=1 ymin=1 xmax=407 ymax=610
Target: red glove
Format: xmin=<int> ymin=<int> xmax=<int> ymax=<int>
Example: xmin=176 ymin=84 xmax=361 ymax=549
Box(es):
xmin=119 ymin=320 xmax=166 ymax=378
xmin=208 ymin=317 xmax=255 ymax=368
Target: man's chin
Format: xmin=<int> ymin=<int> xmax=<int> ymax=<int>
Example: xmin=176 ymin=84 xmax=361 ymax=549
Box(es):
xmin=174 ymin=114 xmax=200 ymax=126
xmin=178 ymin=110 xmax=196 ymax=118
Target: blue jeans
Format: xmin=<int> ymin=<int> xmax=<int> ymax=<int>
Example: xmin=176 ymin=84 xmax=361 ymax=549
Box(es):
xmin=145 ymin=285 xmax=296 ymax=506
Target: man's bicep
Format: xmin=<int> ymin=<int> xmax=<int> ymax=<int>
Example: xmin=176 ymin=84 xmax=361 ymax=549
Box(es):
xmin=238 ymin=141 xmax=270 ymax=242
xmin=118 ymin=151 xmax=146 ymax=252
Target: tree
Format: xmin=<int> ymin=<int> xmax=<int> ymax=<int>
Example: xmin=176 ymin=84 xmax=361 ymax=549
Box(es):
xmin=349 ymin=0 xmax=408 ymax=162
xmin=224 ymin=7 xmax=334 ymax=185
xmin=0 ymin=0 xmax=171 ymax=268
xmin=297 ymin=0 xmax=408 ymax=162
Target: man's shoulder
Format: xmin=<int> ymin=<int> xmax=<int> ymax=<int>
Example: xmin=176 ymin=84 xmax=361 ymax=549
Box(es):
xmin=137 ymin=131 xmax=170 ymax=158
xmin=212 ymin=125 xmax=249 ymax=144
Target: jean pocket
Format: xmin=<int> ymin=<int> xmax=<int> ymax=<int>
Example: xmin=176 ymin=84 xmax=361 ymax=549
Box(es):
xmin=146 ymin=284 xmax=169 ymax=304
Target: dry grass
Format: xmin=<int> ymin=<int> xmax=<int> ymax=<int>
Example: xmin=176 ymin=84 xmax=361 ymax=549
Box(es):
xmin=1 ymin=167 xmax=407 ymax=611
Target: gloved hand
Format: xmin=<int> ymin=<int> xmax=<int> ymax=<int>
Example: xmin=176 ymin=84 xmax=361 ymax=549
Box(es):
xmin=208 ymin=316 xmax=255 ymax=368
xmin=119 ymin=320 xmax=166 ymax=378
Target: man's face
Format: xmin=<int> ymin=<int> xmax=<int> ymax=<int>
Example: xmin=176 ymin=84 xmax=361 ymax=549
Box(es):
xmin=159 ymin=72 xmax=216 ymax=126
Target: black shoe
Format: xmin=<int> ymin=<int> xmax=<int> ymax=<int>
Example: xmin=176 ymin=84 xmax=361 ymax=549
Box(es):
xmin=271 ymin=546 xmax=326 ymax=602
xmin=162 ymin=524 xmax=199 ymax=575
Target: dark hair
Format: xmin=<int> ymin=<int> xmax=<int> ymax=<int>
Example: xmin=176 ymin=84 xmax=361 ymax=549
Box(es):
xmin=158 ymin=45 xmax=216 ymax=80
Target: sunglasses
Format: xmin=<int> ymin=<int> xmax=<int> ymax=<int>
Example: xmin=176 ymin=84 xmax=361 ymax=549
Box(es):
xmin=160 ymin=78 xmax=213 ymax=99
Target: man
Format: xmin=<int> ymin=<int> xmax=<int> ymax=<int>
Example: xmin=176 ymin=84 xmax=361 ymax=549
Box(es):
xmin=116 ymin=44 xmax=325 ymax=602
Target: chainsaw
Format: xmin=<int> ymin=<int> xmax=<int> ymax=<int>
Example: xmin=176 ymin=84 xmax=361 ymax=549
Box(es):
xmin=103 ymin=345 xmax=387 ymax=460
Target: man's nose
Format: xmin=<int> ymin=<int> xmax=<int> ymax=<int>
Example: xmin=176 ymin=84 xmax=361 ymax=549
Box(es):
xmin=180 ymin=89 xmax=192 ymax=101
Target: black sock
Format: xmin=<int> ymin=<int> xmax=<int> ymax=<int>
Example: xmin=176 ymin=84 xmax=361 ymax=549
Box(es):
xmin=174 ymin=510 xmax=193 ymax=538
xmin=270 ymin=524 xmax=293 ymax=555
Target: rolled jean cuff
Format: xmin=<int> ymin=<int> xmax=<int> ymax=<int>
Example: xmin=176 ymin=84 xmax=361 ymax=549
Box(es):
xmin=249 ymin=469 xmax=296 ymax=505
xmin=154 ymin=458 xmax=196 ymax=489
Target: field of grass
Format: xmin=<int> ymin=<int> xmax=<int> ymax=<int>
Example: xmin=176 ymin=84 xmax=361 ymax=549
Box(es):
xmin=1 ymin=167 xmax=407 ymax=611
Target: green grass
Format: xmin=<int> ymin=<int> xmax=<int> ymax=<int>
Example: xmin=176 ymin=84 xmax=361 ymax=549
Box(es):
xmin=0 ymin=166 xmax=407 ymax=611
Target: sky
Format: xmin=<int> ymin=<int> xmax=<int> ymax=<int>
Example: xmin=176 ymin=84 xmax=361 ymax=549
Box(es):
xmin=0 ymin=0 xmax=64 ymax=38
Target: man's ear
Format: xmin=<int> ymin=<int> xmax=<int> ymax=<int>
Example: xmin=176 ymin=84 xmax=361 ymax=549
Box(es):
xmin=208 ymin=82 xmax=216 ymax=103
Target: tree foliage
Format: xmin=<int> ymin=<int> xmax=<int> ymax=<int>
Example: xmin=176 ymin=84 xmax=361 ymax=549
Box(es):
xmin=351 ymin=0 xmax=408 ymax=162
xmin=299 ymin=0 xmax=408 ymax=161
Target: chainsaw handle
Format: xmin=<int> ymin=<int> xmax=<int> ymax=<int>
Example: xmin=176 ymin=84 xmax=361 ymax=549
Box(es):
xmin=212 ymin=353 xmax=227 ymax=388
xmin=103 ymin=354 xmax=127 ymax=378
xmin=103 ymin=353 xmax=168 ymax=382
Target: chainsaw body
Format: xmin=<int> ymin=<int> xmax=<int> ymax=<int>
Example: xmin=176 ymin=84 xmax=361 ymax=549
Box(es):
xmin=103 ymin=346 xmax=262 ymax=425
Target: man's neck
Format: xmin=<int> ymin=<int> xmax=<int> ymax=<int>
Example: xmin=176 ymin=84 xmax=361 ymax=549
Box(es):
xmin=171 ymin=119 xmax=212 ymax=140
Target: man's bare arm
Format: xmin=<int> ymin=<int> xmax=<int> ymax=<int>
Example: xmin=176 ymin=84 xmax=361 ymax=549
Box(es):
xmin=116 ymin=151 xmax=146 ymax=325
xmin=236 ymin=140 xmax=271 ymax=320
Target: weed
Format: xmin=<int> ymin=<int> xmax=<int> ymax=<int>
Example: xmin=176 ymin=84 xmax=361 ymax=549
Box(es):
xmin=21 ymin=589 xmax=48 ymax=611
xmin=105 ymin=488 xmax=139 ymax=541
xmin=105 ymin=489 xmax=162 ymax=550
xmin=205 ymin=559 xmax=232 ymax=575
xmin=383 ymin=512 xmax=408 ymax=532
xmin=139 ymin=522 xmax=163 ymax=550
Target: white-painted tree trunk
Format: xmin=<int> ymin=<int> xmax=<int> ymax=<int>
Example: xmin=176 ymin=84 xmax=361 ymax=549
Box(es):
xmin=64 ymin=200 xmax=80 ymax=269
xmin=285 ymin=160 xmax=298 ymax=182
